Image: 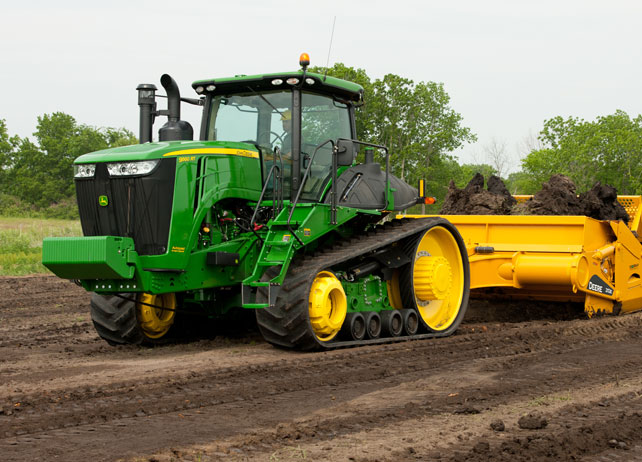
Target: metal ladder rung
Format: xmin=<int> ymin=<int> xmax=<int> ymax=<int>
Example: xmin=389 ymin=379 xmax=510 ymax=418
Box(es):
xmin=257 ymin=261 xmax=283 ymax=267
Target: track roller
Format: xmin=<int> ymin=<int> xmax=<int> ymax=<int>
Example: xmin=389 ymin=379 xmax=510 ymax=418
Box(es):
xmin=401 ymin=309 xmax=419 ymax=336
xmin=342 ymin=312 xmax=366 ymax=341
xmin=381 ymin=310 xmax=403 ymax=337
xmin=364 ymin=311 xmax=382 ymax=339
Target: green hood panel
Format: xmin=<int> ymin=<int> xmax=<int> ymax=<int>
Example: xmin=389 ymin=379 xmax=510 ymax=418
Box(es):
xmin=74 ymin=141 xmax=259 ymax=164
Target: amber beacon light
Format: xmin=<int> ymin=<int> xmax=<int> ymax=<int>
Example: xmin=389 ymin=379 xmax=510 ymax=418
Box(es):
xmin=299 ymin=53 xmax=310 ymax=69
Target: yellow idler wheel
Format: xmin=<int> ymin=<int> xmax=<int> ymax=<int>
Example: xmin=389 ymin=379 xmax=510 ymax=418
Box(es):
xmin=386 ymin=270 xmax=404 ymax=309
xmin=308 ymin=271 xmax=348 ymax=342
xmin=136 ymin=292 xmax=177 ymax=339
xmin=411 ymin=226 xmax=466 ymax=332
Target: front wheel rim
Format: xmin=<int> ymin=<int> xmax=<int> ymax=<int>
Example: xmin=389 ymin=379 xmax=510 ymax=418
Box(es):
xmin=308 ymin=271 xmax=348 ymax=342
xmin=137 ymin=293 xmax=176 ymax=339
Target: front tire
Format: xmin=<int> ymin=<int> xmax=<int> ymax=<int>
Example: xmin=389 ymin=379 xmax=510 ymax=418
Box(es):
xmin=90 ymin=292 xmax=177 ymax=345
xmin=255 ymin=263 xmax=346 ymax=351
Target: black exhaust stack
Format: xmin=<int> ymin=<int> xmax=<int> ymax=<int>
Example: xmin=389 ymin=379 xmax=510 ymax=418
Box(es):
xmin=136 ymin=83 xmax=157 ymax=144
xmin=158 ymin=74 xmax=193 ymax=142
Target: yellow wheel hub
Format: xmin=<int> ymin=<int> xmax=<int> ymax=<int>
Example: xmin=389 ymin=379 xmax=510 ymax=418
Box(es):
xmin=414 ymin=256 xmax=452 ymax=301
xmin=308 ymin=271 xmax=347 ymax=342
xmin=137 ymin=293 xmax=176 ymax=339
xmin=413 ymin=226 xmax=464 ymax=331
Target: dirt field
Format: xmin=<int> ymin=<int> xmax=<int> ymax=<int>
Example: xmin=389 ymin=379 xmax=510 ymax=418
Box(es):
xmin=2 ymin=276 xmax=642 ymax=462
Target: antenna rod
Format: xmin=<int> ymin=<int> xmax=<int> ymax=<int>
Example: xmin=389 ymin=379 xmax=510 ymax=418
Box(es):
xmin=323 ymin=16 xmax=337 ymax=81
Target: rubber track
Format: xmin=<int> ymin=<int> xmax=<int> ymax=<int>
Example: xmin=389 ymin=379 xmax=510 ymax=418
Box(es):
xmin=256 ymin=217 xmax=467 ymax=350
xmin=89 ymin=293 xmax=144 ymax=345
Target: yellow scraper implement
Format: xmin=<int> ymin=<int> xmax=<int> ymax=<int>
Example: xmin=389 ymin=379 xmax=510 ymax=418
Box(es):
xmin=405 ymin=195 xmax=642 ymax=317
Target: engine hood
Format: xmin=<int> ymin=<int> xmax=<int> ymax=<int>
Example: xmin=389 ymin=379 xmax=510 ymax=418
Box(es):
xmin=74 ymin=140 xmax=259 ymax=164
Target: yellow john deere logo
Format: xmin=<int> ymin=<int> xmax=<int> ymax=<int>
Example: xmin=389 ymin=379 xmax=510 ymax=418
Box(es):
xmin=98 ymin=195 xmax=109 ymax=207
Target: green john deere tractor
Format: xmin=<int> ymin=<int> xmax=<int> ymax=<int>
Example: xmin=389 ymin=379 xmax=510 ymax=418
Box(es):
xmin=42 ymin=54 xmax=471 ymax=350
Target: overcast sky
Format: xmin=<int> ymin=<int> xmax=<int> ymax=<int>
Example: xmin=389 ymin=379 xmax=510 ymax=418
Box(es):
xmin=2 ymin=0 xmax=641 ymax=173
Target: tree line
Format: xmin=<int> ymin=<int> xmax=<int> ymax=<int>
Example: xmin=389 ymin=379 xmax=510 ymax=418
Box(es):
xmin=2 ymin=65 xmax=641 ymax=218
xmin=514 ymin=110 xmax=642 ymax=194
xmin=319 ymin=64 xmax=642 ymax=198
xmin=0 ymin=114 xmax=136 ymax=217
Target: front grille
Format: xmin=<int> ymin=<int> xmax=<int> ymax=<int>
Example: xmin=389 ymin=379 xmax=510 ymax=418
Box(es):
xmin=75 ymin=158 xmax=176 ymax=255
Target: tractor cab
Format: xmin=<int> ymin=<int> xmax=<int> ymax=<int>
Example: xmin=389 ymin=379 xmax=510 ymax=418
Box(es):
xmin=202 ymin=86 xmax=351 ymax=200
xmin=192 ymin=56 xmax=362 ymax=203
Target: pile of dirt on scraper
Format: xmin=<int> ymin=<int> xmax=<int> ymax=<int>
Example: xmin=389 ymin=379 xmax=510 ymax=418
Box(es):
xmin=515 ymin=174 xmax=629 ymax=222
xmin=439 ymin=173 xmax=517 ymax=215
xmin=440 ymin=173 xmax=629 ymax=223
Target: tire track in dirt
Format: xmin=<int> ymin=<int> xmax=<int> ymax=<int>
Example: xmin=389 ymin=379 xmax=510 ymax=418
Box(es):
xmin=3 ymin=314 xmax=641 ymax=440
xmin=424 ymin=391 xmax=642 ymax=462
xmin=144 ymin=340 xmax=642 ymax=461
xmin=2 ymin=275 xmax=642 ymax=461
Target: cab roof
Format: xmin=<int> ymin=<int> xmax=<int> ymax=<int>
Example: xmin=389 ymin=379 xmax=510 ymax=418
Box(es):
xmin=192 ymin=71 xmax=364 ymax=103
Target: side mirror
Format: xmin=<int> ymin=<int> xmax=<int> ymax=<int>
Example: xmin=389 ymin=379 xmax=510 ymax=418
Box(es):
xmin=336 ymin=139 xmax=356 ymax=166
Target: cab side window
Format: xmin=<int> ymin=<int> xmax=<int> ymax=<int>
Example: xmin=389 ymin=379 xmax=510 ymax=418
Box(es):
xmin=300 ymin=93 xmax=351 ymax=200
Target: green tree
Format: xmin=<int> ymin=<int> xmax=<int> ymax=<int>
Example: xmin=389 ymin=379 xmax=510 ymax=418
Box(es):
xmin=312 ymin=64 xmax=476 ymax=195
xmin=522 ymin=110 xmax=642 ymax=194
xmin=370 ymin=74 xmax=416 ymax=180
xmin=310 ymin=63 xmax=375 ymax=140
xmin=454 ymin=163 xmax=498 ymax=188
xmin=9 ymin=137 xmax=65 ymax=207
xmin=104 ymin=127 xmax=138 ymax=147
xmin=423 ymin=159 xmax=498 ymax=203
xmin=504 ymin=171 xmax=539 ymax=195
xmin=4 ymin=113 xmax=137 ymax=208
xmin=0 ymin=119 xmax=19 ymax=190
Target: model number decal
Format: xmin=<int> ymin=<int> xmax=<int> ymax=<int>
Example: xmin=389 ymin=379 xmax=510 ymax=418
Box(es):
xmin=587 ymin=275 xmax=614 ymax=296
xmin=178 ymin=156 xmax=196 ymax=163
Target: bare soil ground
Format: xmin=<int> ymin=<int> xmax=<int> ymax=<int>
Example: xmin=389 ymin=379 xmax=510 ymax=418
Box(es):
xmin=2 ymin=275 xmax=642 ymax=462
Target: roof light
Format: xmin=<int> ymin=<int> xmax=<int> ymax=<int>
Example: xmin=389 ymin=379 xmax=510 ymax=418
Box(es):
xmin=271 ymin=79 xmax=283 ymax=86
xmin=206 ymin=84 xmax=216 ymax=91
xmin=299 ymin=52 xmax=310 ymax=69
xmin=195 ymin=86 xmax=204 ymax=94
xmin=286 ymin=78 xmax=299 ymax=85
xmin=305 ymin=78 xmax=315 ymax=85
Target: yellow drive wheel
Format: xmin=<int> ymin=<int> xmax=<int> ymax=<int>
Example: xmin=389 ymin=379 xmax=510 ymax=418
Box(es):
xmin=401 ymin=222 xmax=469 ymax=332
xmin=136 ymin=292 xmax=177 ymax=339
xmin=308 ymin=271 xmax=348 ymax=342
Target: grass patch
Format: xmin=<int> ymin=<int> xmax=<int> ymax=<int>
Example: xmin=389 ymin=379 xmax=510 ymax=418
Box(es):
xmin=0 ymin=216 xmax=81 ymax=276
xmin=270 ymin=446 xmax=308 ymax=461
xmin=0 ymin=193 xmax=79 ymax=219
xmin=528 ymin=391 xmax=572 ymax=407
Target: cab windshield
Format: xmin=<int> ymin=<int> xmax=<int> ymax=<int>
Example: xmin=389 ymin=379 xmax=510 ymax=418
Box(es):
xmin=207 ymin=90 xmax=290 ymax=147
xmin=206 ymin=90 xmax=351 ymax=201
